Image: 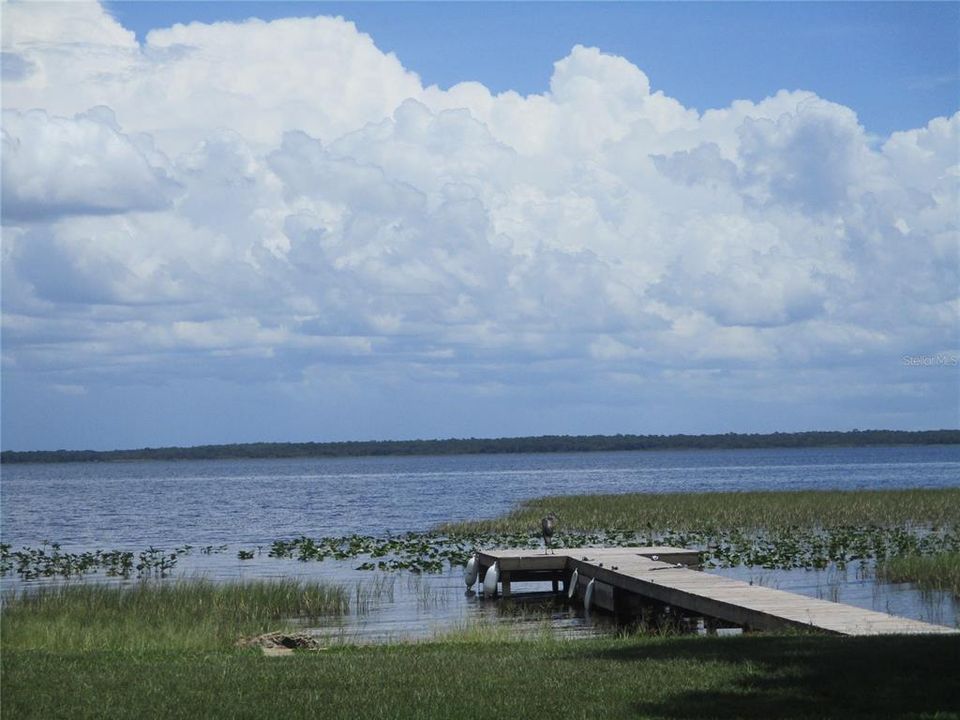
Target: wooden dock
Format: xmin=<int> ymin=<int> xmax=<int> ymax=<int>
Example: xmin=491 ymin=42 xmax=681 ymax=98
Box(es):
xmin=476 ymin=547 xmax=958 ymax=637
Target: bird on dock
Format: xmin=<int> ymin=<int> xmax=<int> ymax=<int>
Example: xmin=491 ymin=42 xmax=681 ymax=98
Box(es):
xmin=541 ymin=513 xmax=558 ymax=554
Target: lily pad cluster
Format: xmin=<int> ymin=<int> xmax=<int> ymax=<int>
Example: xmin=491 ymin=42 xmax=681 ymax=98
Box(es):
xmin=260 ymin=524 xmax=959 ymax=573
xmin=0 ymin=542 xmax=223 ymax=580
xmin=668 ymin=525 xmax=960 ymax=570
xmin=5 ymin=524 xmax=958 ymax=580
xmin=266 ymin=533 xmax=490 ymax=573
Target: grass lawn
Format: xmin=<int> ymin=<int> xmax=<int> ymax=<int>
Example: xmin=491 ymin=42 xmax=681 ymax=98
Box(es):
xmin=3 ymin=634 xmax=959 ymax=719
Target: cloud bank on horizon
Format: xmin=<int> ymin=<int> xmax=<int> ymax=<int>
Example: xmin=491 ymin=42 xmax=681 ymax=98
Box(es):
xmin=2 ymin=2 xmax=958 ymax=449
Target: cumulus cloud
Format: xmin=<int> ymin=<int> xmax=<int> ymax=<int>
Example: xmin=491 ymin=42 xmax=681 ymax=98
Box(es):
xmin=1 ymin=1 xmax=957 ymax=443
xmin=3 ymin=1 xmax=421 ymax=153
xmin=2 ymin=107 xmax=178 ymax=221
xmin=736 ymin=98 xmax=878 ymax=213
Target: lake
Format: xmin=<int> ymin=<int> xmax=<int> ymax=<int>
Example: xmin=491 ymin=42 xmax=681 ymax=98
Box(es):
xmin=2 ymin=444 xmax=959 ymax=639
xmin=4 ymin=445 xmax=959 ymax=548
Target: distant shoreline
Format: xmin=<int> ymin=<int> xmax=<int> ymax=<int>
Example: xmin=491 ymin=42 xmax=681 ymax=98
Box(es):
xmin=2 ymin=429 xmax=958 ymax=464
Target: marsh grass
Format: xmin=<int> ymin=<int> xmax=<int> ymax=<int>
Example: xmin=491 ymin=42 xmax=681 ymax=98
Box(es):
xmin=440 ymin=488 xmax=960 ymax=533
xmin=405 ymin=573 xmax=450 ymax=610
xmin=1 ymin=579 xmax=349 ymax=652
xmin=876 ymin=552 xmax=960 ymax=596
xmin=352 ymin=574 xmax=397 ymax=614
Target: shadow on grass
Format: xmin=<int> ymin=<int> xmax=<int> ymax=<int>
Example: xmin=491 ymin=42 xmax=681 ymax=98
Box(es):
xmin=582 ymin=634 xmax=960 ymax=719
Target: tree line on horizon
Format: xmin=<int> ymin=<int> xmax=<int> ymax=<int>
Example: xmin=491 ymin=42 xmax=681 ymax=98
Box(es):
xmin=2 ymin=429 xmax=958 ymax=464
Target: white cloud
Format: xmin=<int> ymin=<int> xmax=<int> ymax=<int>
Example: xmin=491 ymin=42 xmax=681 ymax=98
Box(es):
xmin=2 ymin=0 xmax=136 ymax=48
xmin=3 ymin=2 xmax=422 ymax=153
xmin=735 ymin=97 xmax=878 ymax=213
xmin=2 ymin=108 xmax=178 ymax=221
xmin=1 ymin=2 xmax=957 ymax=442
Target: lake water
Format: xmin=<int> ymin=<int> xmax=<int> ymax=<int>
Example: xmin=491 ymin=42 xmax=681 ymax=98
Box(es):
xmin=2 ymin=445 xmax=959 ymax=638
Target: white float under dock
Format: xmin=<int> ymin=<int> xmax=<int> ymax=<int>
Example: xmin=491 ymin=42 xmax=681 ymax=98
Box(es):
xmin=476 ymin=546 xmax=958 ymax=637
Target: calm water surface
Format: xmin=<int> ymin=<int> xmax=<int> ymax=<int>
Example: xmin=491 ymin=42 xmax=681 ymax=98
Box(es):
xmin=3 ymin=445 xmax=958 ymax=638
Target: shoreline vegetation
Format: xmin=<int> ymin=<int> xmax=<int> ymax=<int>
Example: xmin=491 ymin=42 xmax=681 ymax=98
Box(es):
xmin=877 ymin=552 xmax=960 ymax=596
xmin=437 ymin=487 xmax=960 ymax=533
xmin=2 ymin=428 xmax=959 ymax=464
xmin=1 ymin=580 xmax=350 ymax=652
xmin=6 ymin=489 xmax=960 ymax=586
xmin=4 ymin=489 xmax=960 ymax=718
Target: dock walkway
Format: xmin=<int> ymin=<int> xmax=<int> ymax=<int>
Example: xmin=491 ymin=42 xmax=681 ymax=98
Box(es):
xmin=476 ymin=546 xmax=958 ymax=637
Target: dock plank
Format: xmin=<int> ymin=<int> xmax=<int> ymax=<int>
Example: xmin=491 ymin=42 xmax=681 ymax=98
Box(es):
xmin=477 ymin=546 xmax=957 ymax=636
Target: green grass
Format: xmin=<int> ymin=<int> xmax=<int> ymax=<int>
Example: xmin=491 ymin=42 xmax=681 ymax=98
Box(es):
xmin=440 ymin=488 xmax=960 ymax=533
xmin=3 ymin=635 xmax=959 ymax=719
xmin=877 ymin=552 xmax=960 ymax=596
xmin=1 ymin=579 xmax=349 ymax=652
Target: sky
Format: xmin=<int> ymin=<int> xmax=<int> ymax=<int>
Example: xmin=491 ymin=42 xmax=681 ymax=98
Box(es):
xmin=1 ymin=1 xmax=958 ymax=451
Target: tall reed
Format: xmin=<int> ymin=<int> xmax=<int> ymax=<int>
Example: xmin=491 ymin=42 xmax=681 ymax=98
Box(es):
xmin=876 ymin=553 xmax=960 ymax=596
xmin=439 ymin=488 xmax=960 ymax=533
xmin=1 ymin=579 xmax=349 ymax=652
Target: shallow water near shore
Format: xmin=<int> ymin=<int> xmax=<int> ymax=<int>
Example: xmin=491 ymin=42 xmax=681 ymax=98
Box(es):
xmin=7 ymin=552 xmax=956 ymax=641
xmin=2 ymin=445 xmax=959 ymax=638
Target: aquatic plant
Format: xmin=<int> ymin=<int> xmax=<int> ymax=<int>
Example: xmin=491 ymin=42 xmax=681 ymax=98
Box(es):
xmin=258 ymin=521 xmax=960 ymax=575
xmin=438 ymin=488 xmax=960 ymax=534
xmin=5 ymin=525 xmax=959 ymax=581
xmin=0 ymin=542 xmax=231 ymax=580
xmin=200 ymin=544 xmax=229 ymax=554
xmin=876 ymin=552 xmax=960 ymax=596
xmin=351 ymin=575 xmax=397 ymax=614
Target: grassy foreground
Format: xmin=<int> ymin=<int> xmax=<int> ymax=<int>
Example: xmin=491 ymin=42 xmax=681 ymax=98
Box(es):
xmin=440 ymin=487 xmax=960 ymax=533
xmin=4 ymin=634 xmax=959 ymax=719
xmin=3 ymin=577 xmax=960 ymax=719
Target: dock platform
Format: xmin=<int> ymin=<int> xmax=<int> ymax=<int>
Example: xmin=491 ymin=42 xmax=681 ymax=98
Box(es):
xmin=476 ymin=546 xmax=958 ymax=637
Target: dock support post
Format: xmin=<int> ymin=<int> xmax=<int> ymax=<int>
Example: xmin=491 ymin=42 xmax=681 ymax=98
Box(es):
xmin=501 ymin=572 xmax=512 ymax=598
xmin=552 ymin=579 xmax=559 ymax=593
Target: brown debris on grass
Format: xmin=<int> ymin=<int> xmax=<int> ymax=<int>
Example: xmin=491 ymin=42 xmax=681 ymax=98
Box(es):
xmin=237 ymin=631 xmax=325 ymax=653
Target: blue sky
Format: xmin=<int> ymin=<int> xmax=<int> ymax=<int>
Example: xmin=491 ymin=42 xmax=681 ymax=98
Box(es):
xmin=104 ymin=2 xmax=959 ymax=137
xmin=2 ymin=1 xmax=958 ymax=450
